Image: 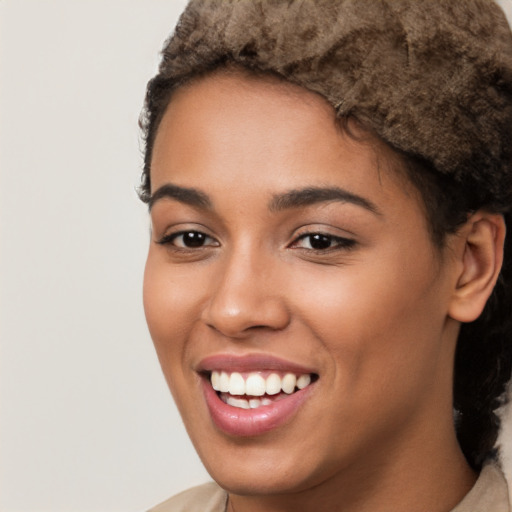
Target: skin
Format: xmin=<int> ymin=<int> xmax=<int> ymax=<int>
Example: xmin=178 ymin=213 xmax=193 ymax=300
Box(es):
xmin=144 ymin=72 xmax=504 ymax=512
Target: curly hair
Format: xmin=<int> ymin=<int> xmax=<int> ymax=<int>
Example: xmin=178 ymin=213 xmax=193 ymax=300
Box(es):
xmin=139 ymin=0 xmax=512 ymax=470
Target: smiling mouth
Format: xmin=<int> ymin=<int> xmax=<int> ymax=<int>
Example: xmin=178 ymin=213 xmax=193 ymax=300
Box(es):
xmin=209 ymin=371 xmax=318 ymax=410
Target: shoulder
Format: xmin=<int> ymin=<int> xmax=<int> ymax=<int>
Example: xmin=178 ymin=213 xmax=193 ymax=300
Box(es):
xmin=147 ymin=482 xmax=228 ymax=512
xmin=451 ymin=461 xmax=511 ymax=512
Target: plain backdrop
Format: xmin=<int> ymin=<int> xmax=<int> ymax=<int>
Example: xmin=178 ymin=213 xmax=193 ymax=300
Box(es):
xmin=1 ymin=1 xmax=511 ymax=511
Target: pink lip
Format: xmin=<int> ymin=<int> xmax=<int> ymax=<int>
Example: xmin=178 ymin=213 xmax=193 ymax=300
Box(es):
xmin=197 ymin=353 xmax=317 ymax=437
xmin=201 ymin=379 xmax=314 ymax=437
xmin=197 ymin=353 xmax=317 ymax=374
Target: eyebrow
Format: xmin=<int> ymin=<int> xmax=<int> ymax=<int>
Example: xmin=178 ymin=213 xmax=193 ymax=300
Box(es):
xmin=149 ymin=183 xmax=380 ymax=216
xmin=268 ymin=186 xmax=381 ymax=215
xmin=148 ymin=183 xmax=212 ymax=211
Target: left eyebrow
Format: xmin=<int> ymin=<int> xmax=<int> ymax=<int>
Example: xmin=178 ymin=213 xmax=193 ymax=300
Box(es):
xmin=268 ymin=186 xmax=381 ymax=215
xmin=148 ymin=183 xmax=212 ymax=211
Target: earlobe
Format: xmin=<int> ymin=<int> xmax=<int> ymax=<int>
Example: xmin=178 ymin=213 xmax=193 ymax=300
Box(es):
xmin=448 ymin=212 xmax=505 ymax=323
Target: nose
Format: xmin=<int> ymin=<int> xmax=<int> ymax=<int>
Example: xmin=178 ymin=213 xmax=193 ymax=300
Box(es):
xmin=201 ymin=249 xmax=290 ymax=338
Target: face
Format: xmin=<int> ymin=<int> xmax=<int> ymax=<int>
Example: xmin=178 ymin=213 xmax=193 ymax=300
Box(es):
xmin=144 ymin=73 xmax=460 ymax=496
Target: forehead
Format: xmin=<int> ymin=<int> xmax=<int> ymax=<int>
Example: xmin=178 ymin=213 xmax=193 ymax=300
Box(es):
xmin=151 ymin=72 xmax=422 ymax=219
xmin=153 ymin=71 xmax=343 ymax=168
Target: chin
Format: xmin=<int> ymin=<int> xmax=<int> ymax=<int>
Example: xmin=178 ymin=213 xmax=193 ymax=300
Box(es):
xmin=189 ymin=426 xmax=342 ymax=497
xmin=203 ymin=457 xmax=320 ymax=496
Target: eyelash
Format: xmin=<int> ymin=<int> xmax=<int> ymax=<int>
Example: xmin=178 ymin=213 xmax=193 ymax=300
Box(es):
xmin=157 ymin=231 xmax=218 ymax=249
xmin=290 ymin=233 xmax=357 ymax=252
xmin=157 ymin=230 xmax=356 ymax=253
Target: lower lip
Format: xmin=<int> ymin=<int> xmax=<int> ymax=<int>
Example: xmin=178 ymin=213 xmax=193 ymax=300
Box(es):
xmin=201 ymin=377 xmax=314 ymax=437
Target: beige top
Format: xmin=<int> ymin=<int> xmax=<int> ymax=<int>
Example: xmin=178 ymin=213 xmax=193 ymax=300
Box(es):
xmin=148 ymin=463 xmax=510 ymax=512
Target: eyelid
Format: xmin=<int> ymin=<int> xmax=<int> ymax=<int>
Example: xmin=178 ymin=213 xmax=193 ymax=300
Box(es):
xmin=156 ymin=228 xmax=220 ymax=248
xmin=289 ymin=229 xmax=357 ymax=252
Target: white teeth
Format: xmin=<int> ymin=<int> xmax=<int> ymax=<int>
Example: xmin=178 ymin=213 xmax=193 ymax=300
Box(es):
xmin=249 ymin=398 xmax=261 ymax=408
xmin=229 ymin=372 xmax=245 ymax=395
xmin=210 ymin=370 xmax=314 ymax=397
xmin=245 ymin=374 xmax=266 ymax=396
xmin=282 ymin=373 xmax=297 ymax=394
xmin=219 ymin=372 xmax=230 ymax=392
xmin=261 ymin=398 xmax=272 ymax=406
xmin=265 ymin=373 xmax=282 ymax=395
xmin=297 ymin=374 xmax=311 ymax=390
xmin=211 ymin=371 xmax=220 ymax=391
xmin=227 ymin=397 xmax=250 ymax=409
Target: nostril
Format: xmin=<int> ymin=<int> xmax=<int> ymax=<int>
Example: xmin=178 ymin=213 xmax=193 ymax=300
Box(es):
xmin=200 ymin=272 xmax=291 ymax=337
xmin=202 ymin=303 xmax=290 ymax=338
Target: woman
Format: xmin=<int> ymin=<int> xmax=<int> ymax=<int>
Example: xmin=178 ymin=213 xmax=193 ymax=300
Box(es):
xmin=140 ymin=1 xmax=512 ymax=511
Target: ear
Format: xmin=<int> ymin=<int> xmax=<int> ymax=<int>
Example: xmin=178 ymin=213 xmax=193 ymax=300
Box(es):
xmin=448 ymin=211 xmax=505 ymax=323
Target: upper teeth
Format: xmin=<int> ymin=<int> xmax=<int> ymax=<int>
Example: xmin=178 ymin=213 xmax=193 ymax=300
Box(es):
xmin=210 ymin=371 xmax=312 ymax=396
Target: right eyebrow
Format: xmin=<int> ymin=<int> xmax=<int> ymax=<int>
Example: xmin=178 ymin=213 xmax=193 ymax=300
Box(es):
xmin=148 ymin=183 xmax=212 ymax=211
xmin=268 ymin=186 xmax=381 ymax=216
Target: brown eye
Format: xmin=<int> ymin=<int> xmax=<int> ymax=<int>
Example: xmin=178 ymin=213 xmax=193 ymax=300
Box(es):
xmin=158 ymin=231 xmax=219 ymax=249
xmin=293 ymin=233 xmax=356 ymax=251
xmin=307 ymin=234 xmax=333 ymax=250
xmin=178 ymin=232 xmax=208 ymax=247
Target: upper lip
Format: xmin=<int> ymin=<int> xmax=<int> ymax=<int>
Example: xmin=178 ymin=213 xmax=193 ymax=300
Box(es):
xmin=196 ymin=353 xmax=318 ymax=375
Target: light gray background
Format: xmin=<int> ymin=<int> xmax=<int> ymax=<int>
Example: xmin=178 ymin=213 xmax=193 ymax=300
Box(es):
xmin=1 ymin=1 xmax=511 ymax=511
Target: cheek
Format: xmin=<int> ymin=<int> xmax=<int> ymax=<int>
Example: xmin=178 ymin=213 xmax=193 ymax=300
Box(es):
xmin=142 ymin=251 xmax=204 ymax=371
xmin=289 ymin=245 xmax=446 ymax=397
